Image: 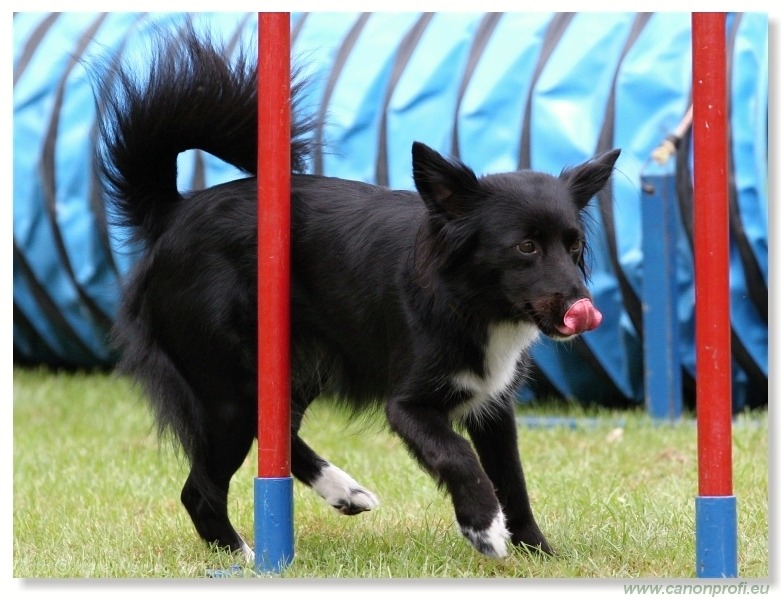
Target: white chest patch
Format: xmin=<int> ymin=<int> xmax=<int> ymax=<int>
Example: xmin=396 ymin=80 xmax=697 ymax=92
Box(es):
xmin=450 ymin=321 xmax=539 ymax=422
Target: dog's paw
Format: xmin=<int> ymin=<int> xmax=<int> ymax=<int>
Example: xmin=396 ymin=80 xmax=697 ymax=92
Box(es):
xmin=460 ymin=511 xmax=511 ymax=558
xmin=312 ymin=464 xmax=380 ymax=516
xmin=239 ymin=539 xmax=255 ymax=563
xmin=509 ymin=521 xmax=554 ymax=556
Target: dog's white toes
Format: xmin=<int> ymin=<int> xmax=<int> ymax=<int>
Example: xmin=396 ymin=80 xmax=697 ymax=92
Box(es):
xmin=312 ymin=464 xmax=380 ymax=515
xmin=240 ymin=539 xmax=255 ymax=563
xmin=460 ymin=511 xmax=510 ymax=558
xmin=333 ymin=486 xmax=380 ymax=515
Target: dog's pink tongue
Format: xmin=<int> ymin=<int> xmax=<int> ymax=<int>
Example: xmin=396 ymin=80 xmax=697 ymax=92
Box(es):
xmin=557 ymin=298 xmax=602 ymax=336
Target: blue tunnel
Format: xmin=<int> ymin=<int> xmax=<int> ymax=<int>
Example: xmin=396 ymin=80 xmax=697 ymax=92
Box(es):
xmin=12 ymin=12 xmax=768 ymax=410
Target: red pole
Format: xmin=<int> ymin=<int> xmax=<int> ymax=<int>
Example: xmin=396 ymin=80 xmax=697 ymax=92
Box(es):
xmin=692 ymin=12 xmax=732 ymax=498
xmin=257 ymin=13 xmax=291 ymax=479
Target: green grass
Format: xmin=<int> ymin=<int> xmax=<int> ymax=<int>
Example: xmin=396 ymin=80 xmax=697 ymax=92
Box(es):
xmin=13 ymin=366 xmax=769 ymax=579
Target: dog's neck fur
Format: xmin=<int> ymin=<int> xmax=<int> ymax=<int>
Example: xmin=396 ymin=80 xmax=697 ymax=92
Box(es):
xmin=449 ymin=321 xmax=539 ymax=423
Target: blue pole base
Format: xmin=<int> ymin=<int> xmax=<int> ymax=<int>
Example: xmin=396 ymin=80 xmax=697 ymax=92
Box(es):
xmin=696 ymin=495 xmax=737 ymax=578
xmin=254 ymin=476 xmax=294 ymax=574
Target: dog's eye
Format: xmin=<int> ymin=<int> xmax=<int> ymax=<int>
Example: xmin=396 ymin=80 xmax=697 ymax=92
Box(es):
xmin=570 ymin=240 xmax=583 ymax=254
xmin=515 ymin=241 xmax=536 ymax=254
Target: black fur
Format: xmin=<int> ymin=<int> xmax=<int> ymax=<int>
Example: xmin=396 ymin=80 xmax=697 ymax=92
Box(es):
xmin=96 ymin=24 xmax=620 ymax=559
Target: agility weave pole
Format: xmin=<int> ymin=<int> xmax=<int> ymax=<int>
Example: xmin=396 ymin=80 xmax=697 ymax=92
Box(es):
xmin=255 ymin=11 xmax=294 ymax=573
xmin=692 ymin=12 xmax=737 ymax=578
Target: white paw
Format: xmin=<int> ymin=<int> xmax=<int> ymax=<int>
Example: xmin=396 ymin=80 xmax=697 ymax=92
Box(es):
xmin=460 ymin=511 xmax=510 ymax=558
xmin=312 ymin=464 xmax=380 ymax=515
xmin=240 ymin=538 xmax=255 ymax=562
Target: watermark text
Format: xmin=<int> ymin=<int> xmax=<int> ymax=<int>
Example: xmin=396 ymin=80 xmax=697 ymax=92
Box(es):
xmin=624 ymin=582 xmax=770 ymax=596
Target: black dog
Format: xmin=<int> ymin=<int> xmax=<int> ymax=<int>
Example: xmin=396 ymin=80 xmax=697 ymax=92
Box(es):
xmin=96 ymin=26 xmax=619 ymax=560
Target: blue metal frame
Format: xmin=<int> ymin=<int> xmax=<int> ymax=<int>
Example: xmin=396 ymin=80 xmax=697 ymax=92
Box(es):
xmin=640 ymin=165 xmax=683 ymax=420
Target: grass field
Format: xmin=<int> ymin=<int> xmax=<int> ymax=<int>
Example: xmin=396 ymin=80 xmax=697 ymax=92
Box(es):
xmin=12 ymin=366 xmax=770 ymax=580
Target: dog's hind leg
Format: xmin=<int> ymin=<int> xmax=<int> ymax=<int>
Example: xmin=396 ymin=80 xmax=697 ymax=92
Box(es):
xmin=292 ymin=435 xmax=380 ymax=515
xmin=289 ymin=391 xmax=379 ymax=515
xmin=180 ymin=395 xmax=257 ymax=560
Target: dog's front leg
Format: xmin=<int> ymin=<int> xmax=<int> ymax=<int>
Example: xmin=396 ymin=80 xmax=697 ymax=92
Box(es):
xmin=386 ymin=395 xmax=510 ymax=557
xmin=464 ymin=398 xmax=552 ymax=555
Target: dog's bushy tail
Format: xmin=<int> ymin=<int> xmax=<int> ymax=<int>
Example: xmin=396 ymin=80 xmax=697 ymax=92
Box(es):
xmin=95 ymin=20 xmax=315 ymax=243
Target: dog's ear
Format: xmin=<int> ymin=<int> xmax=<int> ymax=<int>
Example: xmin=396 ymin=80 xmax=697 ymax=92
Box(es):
xmin=412 ymin=142 xmax=480 ymax=218
xmin=560 ymin=149 xmax=621 ymax=210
